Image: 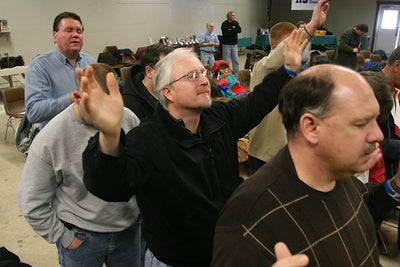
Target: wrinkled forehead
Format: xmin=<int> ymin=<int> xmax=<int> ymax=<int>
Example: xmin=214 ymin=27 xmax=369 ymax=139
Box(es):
xmin=331 ymin=74 xmax=378 ymax=116
xmin=172 ymin=54 xmax=203 ymax=75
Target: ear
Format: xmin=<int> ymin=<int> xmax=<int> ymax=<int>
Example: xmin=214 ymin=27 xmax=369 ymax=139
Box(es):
xmin=162 ymin=86 xmax=173 ymax=102
xmin=393 ymin=60 xmax=400 ymax=72
xmin=53 ymin=31 xmax=58 ymax=43
xmin=145 ymin=66 xmax=154 ymax=79
xmin=299 ymin=113 xmax=320 ymax=145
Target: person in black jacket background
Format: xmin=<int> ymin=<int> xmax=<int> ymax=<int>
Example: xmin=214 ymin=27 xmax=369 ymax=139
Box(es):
xmin=122 ymin=44 xmax=174 ymax=120
xmin=221 ymin=11 xmax=241 ymax=76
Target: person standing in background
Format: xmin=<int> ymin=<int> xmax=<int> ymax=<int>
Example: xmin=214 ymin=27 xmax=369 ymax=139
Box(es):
xmin=122 ymin=44 xmax=174 ymax=120
xmin=332 ymin=24 xmax=368 ymax=69
xmin=25 ymin=11 xmax=96 ymax=129
xmin=199 ymin=22 xmax=220 ymax=67
xmin=221 ymin=11 xmax=241 ymax=76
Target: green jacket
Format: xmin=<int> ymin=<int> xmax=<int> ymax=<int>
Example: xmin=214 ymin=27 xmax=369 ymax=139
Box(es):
xmin=333 ymin=26 xmax=360 ymax=69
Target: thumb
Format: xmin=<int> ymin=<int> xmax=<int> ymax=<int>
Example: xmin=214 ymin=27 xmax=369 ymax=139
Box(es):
xmin=275 ymin=242 xmax=292 ymax=259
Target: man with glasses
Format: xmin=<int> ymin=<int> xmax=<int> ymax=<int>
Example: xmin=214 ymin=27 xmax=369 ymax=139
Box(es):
xmin=199 ymin=22 xmax=220 ymax=67
xmin=79 ymin=28 xmax=307 ymax=266
xmin=25 ymin=12 xmax=96 ymax=129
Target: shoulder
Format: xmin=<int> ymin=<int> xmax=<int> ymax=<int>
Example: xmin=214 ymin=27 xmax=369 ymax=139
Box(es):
xmin=28 ymin=51 xmax=53 ymax=69
xmin=30 ymin=106 xmax=74 ymax=147
xmin=79 ymin=52 xmax=96 ymax=63
xmin=122 ymin=107 xmax=141 ymax=131
xmin=31 ymin=50 xmax=53 ymax=62
xmin=217 ymin=163 xmax=281 ymax=230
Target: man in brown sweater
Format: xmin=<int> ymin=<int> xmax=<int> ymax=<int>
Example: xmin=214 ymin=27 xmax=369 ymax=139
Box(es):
xmin=212 ymin=64 xmax=400 ymax=266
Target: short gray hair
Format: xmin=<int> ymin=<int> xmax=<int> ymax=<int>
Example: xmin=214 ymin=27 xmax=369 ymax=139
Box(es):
xmin=153 ymin=48 xmax=198 ymax=109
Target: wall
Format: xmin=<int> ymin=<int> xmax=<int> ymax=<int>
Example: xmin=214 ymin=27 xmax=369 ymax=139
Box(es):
xmin=0 ymin=0 xmax=267 ymax=65
xmin=269 ymin=0 xmax=379 ymax=49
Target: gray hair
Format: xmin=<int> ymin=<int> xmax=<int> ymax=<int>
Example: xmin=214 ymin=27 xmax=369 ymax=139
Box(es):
xmin=153 ymin=48 xmax=198 ymax=109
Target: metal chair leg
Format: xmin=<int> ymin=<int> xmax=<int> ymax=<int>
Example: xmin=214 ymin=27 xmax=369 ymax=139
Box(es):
xmin=4 ymin=116 xmax=16 ymax=141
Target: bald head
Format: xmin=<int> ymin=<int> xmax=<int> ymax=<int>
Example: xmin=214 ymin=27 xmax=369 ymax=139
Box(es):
xmin=279 ymin=65 xmax=376 ymax=137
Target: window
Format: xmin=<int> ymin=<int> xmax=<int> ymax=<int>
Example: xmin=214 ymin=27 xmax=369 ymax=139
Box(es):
xmin=381 ymin=9 xmax=398 ymax=29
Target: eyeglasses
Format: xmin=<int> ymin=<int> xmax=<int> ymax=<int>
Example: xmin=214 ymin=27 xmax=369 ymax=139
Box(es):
xmin=168 ymin=69 xmax=213 ymax=86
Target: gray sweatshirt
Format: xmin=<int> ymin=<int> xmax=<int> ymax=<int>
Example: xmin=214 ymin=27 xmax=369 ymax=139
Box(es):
xmin=18 ymin=105 xmax=140 ymax=248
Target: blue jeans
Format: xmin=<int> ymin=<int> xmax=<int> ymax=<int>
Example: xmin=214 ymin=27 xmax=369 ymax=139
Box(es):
xmin=222 ymin=44 xmax=239 ymax=75
xmin=57 ymin=222 xmax=141 ymax=267
xmin=144 ymin=249 xmax=174 ymax=267
xmin=200 ymin=51 xmax=215 ymax=67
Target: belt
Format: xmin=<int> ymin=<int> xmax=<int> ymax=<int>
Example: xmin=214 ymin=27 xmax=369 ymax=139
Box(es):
xmin=201 ymin=50 xmax=214 ymax=54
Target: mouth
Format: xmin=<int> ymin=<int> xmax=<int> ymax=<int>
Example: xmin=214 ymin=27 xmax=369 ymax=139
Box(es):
xmin=198 ymin=90 xmax=210 ymax=95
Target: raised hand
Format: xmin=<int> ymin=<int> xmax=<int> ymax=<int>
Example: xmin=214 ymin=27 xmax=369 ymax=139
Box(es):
xmin=76 ymin=66 xmax=124 ymax=155
xmin=271 ymin=242 xmax=309 ymax=267
xmin=307 ymin=0 xmax=331 ymax=33
xmin=283 ymin=29 xmax=308 ymax=72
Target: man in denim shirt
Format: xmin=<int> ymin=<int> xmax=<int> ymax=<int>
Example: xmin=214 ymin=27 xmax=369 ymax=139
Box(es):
xmin=25 ymin=11 xmax=96 ymax=129
xmin=199 ymin=22 xmax=220 ymax=67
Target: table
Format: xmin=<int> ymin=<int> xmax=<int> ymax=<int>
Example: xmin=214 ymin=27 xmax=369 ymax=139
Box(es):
xmin=0 ymin=66 xmax=28 ymax=87
xmin=312 ymin=35 xmax=336 ymax=46
xmin=255 ymin=34 xmax=269 ymax=51
xmin=237 ymin=36 xmax=252 ymax=49
xmin=237 ymin=36 xmax=252 ymax=55
xmin=255 ymin=34 xmax=337 ymax=51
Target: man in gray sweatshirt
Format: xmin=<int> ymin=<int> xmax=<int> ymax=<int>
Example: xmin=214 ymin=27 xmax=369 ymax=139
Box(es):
xmin=18 ymin=63 xmax=142 ymax=267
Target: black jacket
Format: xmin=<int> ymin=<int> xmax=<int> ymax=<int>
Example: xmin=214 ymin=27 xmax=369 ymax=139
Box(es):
xmin=122 ymin=64 xmax=158 ymax=120
xmin=83 ymin=66 xmax=291 ymax=267
xmin=221 ymin=20 xmax=241 ymax=45
xmin=379 ymin=114 xmax=400 ymax=179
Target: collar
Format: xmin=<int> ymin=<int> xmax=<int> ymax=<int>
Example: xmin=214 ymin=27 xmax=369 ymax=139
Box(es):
xmin=155 ymin=104 xmax=224 ymax=147
xmin=52 ymin=47 xmax=82 ymax=67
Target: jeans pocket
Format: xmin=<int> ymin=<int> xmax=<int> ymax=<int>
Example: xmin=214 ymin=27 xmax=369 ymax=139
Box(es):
xmin=68 ymin=227 xmax=89 ymax=250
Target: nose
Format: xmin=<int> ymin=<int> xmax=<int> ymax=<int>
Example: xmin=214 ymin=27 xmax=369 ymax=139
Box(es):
xmin=367 ymin=121 xmax=384 ymax=143
xmin=198 ymin=72 xmax=210 ymax=86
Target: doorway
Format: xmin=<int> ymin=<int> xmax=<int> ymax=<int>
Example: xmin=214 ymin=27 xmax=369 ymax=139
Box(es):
xmin=373 ymin=1 xmax=400 ymax=54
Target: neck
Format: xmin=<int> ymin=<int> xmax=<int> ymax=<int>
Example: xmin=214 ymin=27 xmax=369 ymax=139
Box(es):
xmin=57 ymin=47 xmax=79 ymax=63
xmin=168 ymin=106 xmax=201 ymax=134
xmin=288 ymin=141 xmax=336 ymax=192
xmin=143 ymin=77 xmax=155 ymax=95
xmin=382 ymin=67 xmax=397 ymax=89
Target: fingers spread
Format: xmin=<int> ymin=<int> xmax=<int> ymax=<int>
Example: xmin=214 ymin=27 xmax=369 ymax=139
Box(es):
xmin=75 ymin=67 xmax=84 ymax=90
xmin=106 ymin=72 xmax=119 ymax=97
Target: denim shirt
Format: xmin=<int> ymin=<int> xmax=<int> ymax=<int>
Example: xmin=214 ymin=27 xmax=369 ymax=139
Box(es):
xmin=199 ymin=31 xmax=219 ymax=53
xmin=25 ymin=47 xmax=96 ymax=129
